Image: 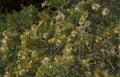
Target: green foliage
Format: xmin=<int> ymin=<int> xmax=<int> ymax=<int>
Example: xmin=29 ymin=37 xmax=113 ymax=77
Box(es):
xmin=0 ymin=0 xmax=120 ymax=77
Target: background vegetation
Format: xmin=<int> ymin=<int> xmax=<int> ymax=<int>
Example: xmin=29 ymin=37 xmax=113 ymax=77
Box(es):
xmin=0 ymin=0 xmax=120 ymax=77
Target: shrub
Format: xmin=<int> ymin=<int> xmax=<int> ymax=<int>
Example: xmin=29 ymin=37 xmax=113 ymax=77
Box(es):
xmin=0 ymin=0 xmax=120 ymax=77
xmin=0 ymin=5 xmax=39 ymax=76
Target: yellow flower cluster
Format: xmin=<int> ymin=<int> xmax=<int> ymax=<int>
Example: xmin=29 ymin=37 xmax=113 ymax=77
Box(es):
xmin=102 ymin=8 xmax=109 ymax=16
xmin=92 ymin=3 xmax=101 ymax=10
